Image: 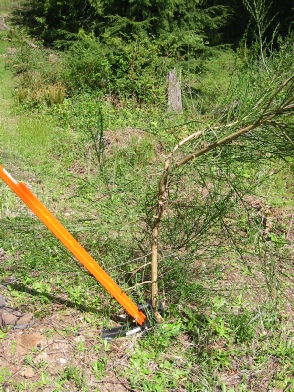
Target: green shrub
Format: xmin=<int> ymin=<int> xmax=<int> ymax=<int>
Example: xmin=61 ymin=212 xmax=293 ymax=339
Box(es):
xmin=63 ymin=33 xmax=173 ymax=106
xmin=62 ymin=32 xmax=111 ymax=93
xmin=106 ymin=35 xmax=173 ymax=106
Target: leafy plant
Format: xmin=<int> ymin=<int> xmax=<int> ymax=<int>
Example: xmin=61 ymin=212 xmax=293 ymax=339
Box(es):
xmin=59 ymin=365 xmax=85 ymax=389
xmin=91 ymin=358 xmax=107 ymax=381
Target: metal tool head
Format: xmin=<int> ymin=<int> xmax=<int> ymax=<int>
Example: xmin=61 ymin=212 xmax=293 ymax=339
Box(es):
xmin=102 ymin=301 xmax=164 ymax=341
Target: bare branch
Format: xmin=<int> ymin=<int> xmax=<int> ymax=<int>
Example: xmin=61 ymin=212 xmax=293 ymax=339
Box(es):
xmin=0 ymin=22 xmax=10 ymax=31
xmin=176 ymin=105 xmax=291 ymax=168
xmin=125 ymin=281 xmax=152 ymax=291
xmin=262 ymin=74 xmax=294 ymax=114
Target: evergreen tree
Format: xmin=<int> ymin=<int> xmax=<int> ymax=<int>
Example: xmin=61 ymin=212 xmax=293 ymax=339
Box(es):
xmin=12 ymin=0 xmax=229 ymax=49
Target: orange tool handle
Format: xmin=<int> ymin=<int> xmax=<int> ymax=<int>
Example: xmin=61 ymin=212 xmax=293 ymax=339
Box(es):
xmin=0 ymin=165 xmax=146 ymax=326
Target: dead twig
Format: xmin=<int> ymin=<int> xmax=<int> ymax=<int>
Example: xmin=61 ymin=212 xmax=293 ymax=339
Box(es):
xmin=286 ymin=214 xmax=294 ymax=240
xmin=125 ymin=280 xmax=152 ymax=291
xmin=0 ymin=22 xmax=10 ymax=31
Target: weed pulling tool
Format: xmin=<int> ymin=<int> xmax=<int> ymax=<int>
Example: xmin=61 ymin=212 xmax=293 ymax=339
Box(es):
xmin=0 ymin=165 xmax=159 ymax=339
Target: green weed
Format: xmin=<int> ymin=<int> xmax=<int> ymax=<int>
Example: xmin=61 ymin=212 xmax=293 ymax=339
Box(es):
xmin=59 ymin=365 xmax=85 ymax=389
xmin=0 ymin=367 xmax=10 ymax=382
xmin=126 ymin=349 xmax=187 ymax=391
xmin=91 ymin=358 xmax=107 ymax=381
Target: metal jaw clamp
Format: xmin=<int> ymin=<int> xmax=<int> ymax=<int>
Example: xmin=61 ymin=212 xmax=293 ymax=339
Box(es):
xmin=102 ymin=302 xmax=164 ymax=341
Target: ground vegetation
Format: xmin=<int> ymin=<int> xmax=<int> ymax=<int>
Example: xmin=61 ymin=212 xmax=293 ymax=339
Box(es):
xmin=0 ymin=0 xmax=293 ymax=390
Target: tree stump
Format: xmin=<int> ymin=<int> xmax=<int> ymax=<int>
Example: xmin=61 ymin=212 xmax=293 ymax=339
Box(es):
xmin=167 ymin=68 xmax=183 ymax=113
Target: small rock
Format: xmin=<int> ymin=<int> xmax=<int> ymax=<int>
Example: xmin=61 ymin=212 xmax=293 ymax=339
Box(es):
xmin=74 ymin=335 xmax=85 ymax=343
xmin=35 ymin=352 xmax=49 ymax=363
xmin=21 ymin=368 xmax=35 ymax=378
xmin=49 ymin=368 xmax=58 ymax=376
xmin=59 ymin=358 xmax=67 ymax=364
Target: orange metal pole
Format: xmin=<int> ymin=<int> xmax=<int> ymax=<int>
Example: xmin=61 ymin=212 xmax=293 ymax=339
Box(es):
xmin=0 ymin=165 xmax=146 ymax=326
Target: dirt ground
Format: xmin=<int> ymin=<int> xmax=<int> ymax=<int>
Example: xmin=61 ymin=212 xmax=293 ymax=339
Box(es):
xmin=0 ymin=281 xmax=136 ymax=391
